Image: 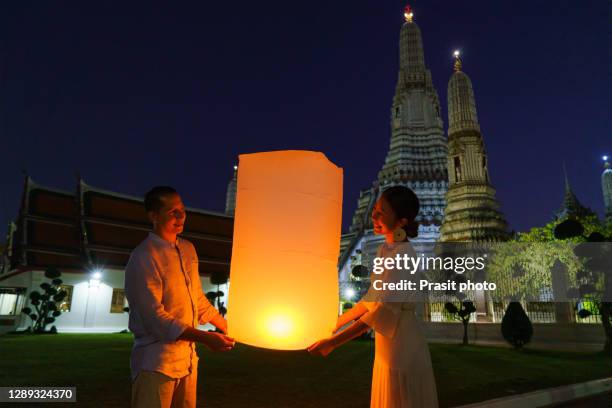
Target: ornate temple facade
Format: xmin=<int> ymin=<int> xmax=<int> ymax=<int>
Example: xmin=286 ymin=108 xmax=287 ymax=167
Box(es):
xmin=438 ymin=53 xmax=510 ymax=242
xmin=338 ymin=7 xmax=448 ymax=287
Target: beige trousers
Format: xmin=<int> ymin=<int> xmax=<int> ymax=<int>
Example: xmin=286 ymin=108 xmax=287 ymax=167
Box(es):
xmin=131 ymin=369 xmax=198 ymax=408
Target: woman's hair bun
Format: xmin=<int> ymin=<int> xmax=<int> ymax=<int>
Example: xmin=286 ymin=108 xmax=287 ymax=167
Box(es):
xmin=381 ymin=186 xmax=420 ymax=239
xmin=404 ymin=220 xmax=419 ymax=238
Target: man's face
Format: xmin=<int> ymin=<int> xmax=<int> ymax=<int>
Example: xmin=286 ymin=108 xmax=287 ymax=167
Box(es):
xmin=149 ymin=193 xmax=186 ymax=235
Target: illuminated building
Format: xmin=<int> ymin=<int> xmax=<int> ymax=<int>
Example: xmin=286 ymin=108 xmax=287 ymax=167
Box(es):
xmin=0 ymin=175 xmax=232 ymax=334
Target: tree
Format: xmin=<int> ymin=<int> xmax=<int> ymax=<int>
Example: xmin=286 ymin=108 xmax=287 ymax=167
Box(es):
xmin=351 ymin=265 xmax=369 ymax=279
xmin=428 ymin=246 xmax=478 ymax=345
xmin=555 ymin=219 xmax=612 ymax=353
xmin=209 ymin=271 xmax=229 ymax=317
xmin=487 ymin=215 xmax=609 ymax=309
xmin=206 ymin=290 xmax=225 ymax=313
xmin=501 ymin=302 xmax=533 ymax=349
xmin=21 ymin=267 xmax=67 ymax=333
xmin=518 ymin=214 xmax=607 ymax=243
xmin=487 ymin=240 xmax=582 ymax=302
xmin=487 ymin=214 xmax=611 ymax=353
xmin=444 ymin=296 xmax=476 ymax=345
xmin=349 ymin=265 xmax=372 ymax=301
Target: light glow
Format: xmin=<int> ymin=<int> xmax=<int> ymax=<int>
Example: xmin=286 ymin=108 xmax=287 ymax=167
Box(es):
xmin=267 ymin=314 xmax=293 ymax=339
xmin=404 ymin=5 xmax=413 ymax=22
xmin=89 ymin=270 xmax=102 ymax=287
xmin=344 ymin=288 xmax=355 ymax=300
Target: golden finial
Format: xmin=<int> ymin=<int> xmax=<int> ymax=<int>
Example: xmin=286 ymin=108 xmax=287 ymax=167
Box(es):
xmin=453 ymin=50 xmax=462 ymax=72
xmin=604 ymin=155 xmax=610 ymax=169
xmin=404 ymin=5 xmax=414 ymax=23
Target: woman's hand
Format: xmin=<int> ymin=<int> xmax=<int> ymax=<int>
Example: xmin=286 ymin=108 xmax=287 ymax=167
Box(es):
xmin=334 ymin=302 xmax=368 ymax=333
xmin=307 ymin=338 xmax=336 ymax=357
xmin=333 ymin=317 xmax=349 ymax=334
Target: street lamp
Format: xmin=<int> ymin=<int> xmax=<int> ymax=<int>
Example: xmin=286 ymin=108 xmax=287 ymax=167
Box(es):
xmin=89 ymin=270 xmax=102 ymax=288
xmin=344 ymin=288 xmax=356 ymax=300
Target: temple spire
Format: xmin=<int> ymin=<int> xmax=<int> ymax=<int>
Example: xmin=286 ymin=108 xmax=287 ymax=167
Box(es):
xmin=441 ymin=49 xmax=509 ymax=242
xmin=453 ymin=50 xmax=462 ymax=72
xmin=404 ymin=5 xmax=414 ymax=23
xmin=447 ymin=51 xmax=480 ymax=134
xmin=225 ymin=164 xmax=238 ymax=216
xmin=602 ymin=155 xmax=612 ymax=223
xmin=563 ymin=162 xmax=571 ymax=193
xmin=555 ymin=165 xmax=595 ymax=220
xmin=398 ymin=5 xmax=425 ymax=70
xmin=351 ymin=3 xmax=447 ymax=237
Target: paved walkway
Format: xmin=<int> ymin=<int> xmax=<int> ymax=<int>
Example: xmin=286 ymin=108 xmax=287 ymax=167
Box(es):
xmin=549 ymin=391 xmax=612 ymax=407
xmin=455 ymin=377 xmax=612 ymax=408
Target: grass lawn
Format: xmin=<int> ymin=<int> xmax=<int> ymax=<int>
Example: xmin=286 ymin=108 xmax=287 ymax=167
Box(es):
xmin=1 ymin=333 xmax=611 ymax=407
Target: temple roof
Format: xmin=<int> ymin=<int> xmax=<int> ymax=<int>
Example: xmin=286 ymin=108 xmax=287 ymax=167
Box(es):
xmin=4 ymin=176 xmax=233 ymax=277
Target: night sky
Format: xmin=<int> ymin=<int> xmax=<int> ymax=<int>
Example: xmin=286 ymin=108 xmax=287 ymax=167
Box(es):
xmin=1 ymin=1 xmax=610 ymax=238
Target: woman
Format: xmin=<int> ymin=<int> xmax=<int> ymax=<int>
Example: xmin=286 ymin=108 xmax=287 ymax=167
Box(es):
xmin=308 ymin=186 xmax=438 ymax=408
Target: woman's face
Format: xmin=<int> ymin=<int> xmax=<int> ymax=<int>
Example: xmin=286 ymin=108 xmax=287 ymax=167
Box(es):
xmin=371 ymin=197 xmax=405 ymax=235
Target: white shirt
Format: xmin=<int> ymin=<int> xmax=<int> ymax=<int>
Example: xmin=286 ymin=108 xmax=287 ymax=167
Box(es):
xmin=124 ymin=232 xmax=220 ymax=381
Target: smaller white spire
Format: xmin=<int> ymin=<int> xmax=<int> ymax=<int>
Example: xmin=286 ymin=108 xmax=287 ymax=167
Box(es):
xmin=225 ymin=164 xmax=238 ymax=216
xmin=602 ymin=154 xmax=612 ymax=222
xmin=453 ymin=50 xmax=462 ymax=72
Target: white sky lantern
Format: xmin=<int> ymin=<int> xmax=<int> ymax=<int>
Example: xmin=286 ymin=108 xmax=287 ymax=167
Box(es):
xmin=227 ymin=150 xmax=343 ymax=350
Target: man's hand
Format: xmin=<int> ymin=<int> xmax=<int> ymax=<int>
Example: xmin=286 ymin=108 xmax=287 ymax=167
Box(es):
xmin=178 ymin=326 xmax=235 ymax=351
xmin=200 ymin=331 xmax=235 ymax=352
xmin=209 ymin=314 xmax=228 ymax=334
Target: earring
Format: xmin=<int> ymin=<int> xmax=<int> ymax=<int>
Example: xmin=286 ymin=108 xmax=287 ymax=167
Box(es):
xmin=393 ymin=227 xmax=406 ymax=242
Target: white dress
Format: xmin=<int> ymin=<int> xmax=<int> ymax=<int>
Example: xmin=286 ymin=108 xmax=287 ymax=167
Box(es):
xmin=357 ymin=241 xmax=439 ymax=408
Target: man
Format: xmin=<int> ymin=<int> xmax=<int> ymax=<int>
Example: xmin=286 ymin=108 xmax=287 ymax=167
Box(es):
xmin=125 ymin=186 xmax=235 ymax=408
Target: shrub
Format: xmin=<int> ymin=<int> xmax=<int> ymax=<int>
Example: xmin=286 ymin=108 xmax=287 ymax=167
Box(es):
xmin=501 ymin=302 xmax=533 ymax=349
